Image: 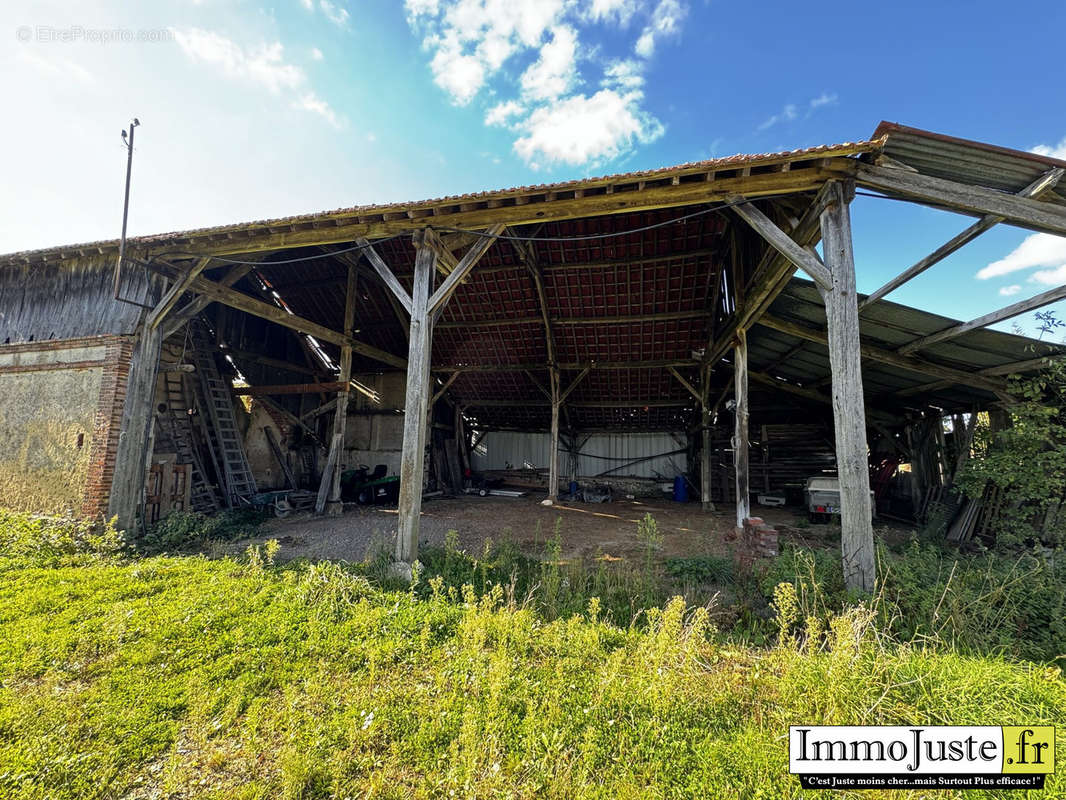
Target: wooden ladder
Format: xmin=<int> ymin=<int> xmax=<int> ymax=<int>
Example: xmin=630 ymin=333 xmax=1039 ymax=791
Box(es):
xmin=189 ymin=321 xmax=258 ymax=506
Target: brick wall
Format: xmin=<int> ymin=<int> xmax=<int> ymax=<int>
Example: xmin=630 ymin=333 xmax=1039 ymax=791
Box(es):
xmin=0 ymin=335 xmax=134 ymax=517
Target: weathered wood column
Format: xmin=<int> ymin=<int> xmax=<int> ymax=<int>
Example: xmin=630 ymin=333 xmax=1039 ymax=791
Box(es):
xmin=733 ymin=328 xmax=750 ymax=527
xmin=548 ymin=368 xmax=561 ymax=502
xmin=396 ymin=232 xmax=437 ymax=563
xmin=700 ymin=367 xmax=714 ymax=511
xmin=316 ymin=263 xmax=357 ymax=515
xmin=109 ymin=322 xmax=163 ymax=533
xmin=820 ymin=180 xmax=875 ymax=592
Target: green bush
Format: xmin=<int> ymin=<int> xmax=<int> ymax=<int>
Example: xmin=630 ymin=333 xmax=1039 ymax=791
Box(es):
xmin=0 ymin=509 xmax=124 ymax=566
xmin=764 ymin=540 xmax=1066 ymax=665
xmin=141 ymin=509 xmax=262 ymax=551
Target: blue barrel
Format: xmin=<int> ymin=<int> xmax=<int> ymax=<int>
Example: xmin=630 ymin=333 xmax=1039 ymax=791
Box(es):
xmin=673 ymin=475 xmax=688 ymax=502
xmin=569 ymin=480 xmax=578 ymax=496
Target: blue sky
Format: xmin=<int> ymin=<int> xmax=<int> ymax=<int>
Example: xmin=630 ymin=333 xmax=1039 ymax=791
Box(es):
xmin=2 ymin=0 xmax=1065 ymax=337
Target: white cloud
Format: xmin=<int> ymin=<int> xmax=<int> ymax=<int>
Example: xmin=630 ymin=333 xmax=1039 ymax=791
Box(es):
xmin=977 ymin=233 xmax=1066 ymax=280
xmin=634 ymin=0 xmax=685 ymax=58
xmin=1032 ymin=136 xmax=1066 ymax=161
xmin=519 ymin=25 xmax=578 ymax=101
xmin=809 ymin=92 xmax=837 ymax=110
xmin=485 ymin=99 xmax=525 ymax=127
xmin=310 ymin=46 xmax=324 ymax=61
xmin=757 ymin=104 xmax=797 ymax=132
xmin=757 ymin=93 xmax=837 ymax=132
xmin=1030 ymin=264 xmax=1066 ymax=286
xmin=319 ymin=0 xmax=350 ymax=26
xmin=585 ymin=0 xmax=640 ymax=24
xmin=299 ymin=0 xmax=313 ymax=9
xmin=999 ymin=284 xmax=1022 ymax=296
xmin=294 ymin=92 xmax=343 ymax=128
xmin=405 ymin=0 xmax=687 ymax=166
xmin=513 ymin=88 xmax=663 ymax=168
xmin=172 ymin=27 xmax=340 ymax=125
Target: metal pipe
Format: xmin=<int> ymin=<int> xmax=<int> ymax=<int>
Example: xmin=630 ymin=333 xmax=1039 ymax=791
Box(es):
xmin=113 ymin=118 xmax=140 ymax=301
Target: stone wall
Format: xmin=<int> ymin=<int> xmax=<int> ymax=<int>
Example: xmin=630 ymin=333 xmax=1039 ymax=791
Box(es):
xmin=0 ymin=336 xmax=132 ymax=516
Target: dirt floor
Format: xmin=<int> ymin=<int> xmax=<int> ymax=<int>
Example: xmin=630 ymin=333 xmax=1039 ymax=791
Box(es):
xmin=228 ymin=492 xmax=849 ymax=564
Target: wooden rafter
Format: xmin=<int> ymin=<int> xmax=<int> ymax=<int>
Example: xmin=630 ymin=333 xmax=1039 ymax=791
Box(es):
xmin=729 ymin=196 xmax=834 ymax=290
xmin=428 ymin=224 xmax=506 ymax=313
xmin=898 ymin=283 xmax=1066 ymax=355
xmin=353 ymin=238 xmax=413 ymax=313
xmin=756 ymin=313 xmax=1007 ymax=394
xmin=858 ymin=167 xmax=1065 ymax=310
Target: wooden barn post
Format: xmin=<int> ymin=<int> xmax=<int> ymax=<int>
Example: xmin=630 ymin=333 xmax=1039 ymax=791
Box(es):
xmin=549 ymin=368 xmax=561 ymax=502
xmin=316 ymin=263 xmax=357 ymax=515
xmin=733 ymin=328 xmax=750 ymax=527
xmin=109 ymin=322 xmax=163 ymax=534
xmin=396 ymin=231 xmax=437 ymax=564
xmin=700 ymin=367 xmax=714 ymax=511
xmin=820 ymin=179 xmax=875 ymax=592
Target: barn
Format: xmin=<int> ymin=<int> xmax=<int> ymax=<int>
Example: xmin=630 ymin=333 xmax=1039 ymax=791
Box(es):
xmin=2 ymin=122 xmax=1064 ymax=590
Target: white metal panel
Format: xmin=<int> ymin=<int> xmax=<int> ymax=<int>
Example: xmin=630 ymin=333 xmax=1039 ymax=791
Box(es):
xmin=472 ymin=431 xmax=686 ymax=479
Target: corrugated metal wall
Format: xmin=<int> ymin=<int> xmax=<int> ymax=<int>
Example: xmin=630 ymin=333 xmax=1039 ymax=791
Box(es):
xmin=472 ymin=432 xmax=687 ymax=480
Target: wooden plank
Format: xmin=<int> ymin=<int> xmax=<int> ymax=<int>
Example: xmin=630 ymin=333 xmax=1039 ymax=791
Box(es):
xmin=433 ymin=310 xmax=708 ymax=329
xmin=730 ymin=198 xmax=834 ymax=291
xmin=820 ymin=180 xmax=875 ymax=593
xmin=858 ymin=167 xmax=1065 ymax=310
xmin=428 ymin=224 xmax=505 ymax=313
xmin=756 ymin=314 xmax=1007 ymax=394
xmin=853 ymin=163 xmax=1066 ymax=238
xmin=396 ymin=233 xmax=437 ymax=564
xmin=256 ymin=395 xmax=323 ymax=445
xmin=898 ymin=282 xmax=1066 ymax=355
xmin=734 ymin=329 xmax=750 ymax=527
xmin=354 ymin=238 xmax=413 ymax=313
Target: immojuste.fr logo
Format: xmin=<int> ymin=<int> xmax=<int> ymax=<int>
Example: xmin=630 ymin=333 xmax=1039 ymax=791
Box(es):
xmin=789 ymin=725 xmax=1055 ymax=790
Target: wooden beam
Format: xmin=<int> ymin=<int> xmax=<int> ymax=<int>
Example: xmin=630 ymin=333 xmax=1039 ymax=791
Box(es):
xmin=756 ymin=314 xmax=1007 ymax=394
xmin=668 ymin=366 xmax=704 ymax=404
xmin=852 ymin=162 xmax=1066 ymax=238
xmin=434 ymin=309 xmax=708 ymax=329
xmin=524 ymin=370 xmax=553 ymax=401
xmin=703 ymin=183 xmax=835 ymax=368
xmin=353 ymin=238 xmax=413 ymax=314
xmin=898 ymin=283 xmax=1066 ymax=355
xmin=127 ymin=166 xmax=836 ymax=260
xmin=148 ymin=258 xmax=211 ymax=330
xmin=700 ymin=371 xmax=714 ymax=512
xmin=431 ymin=371 xmax=461 ymax=405
xmin=820 ymin=180 xmax=875 ymax=593
xmin=227 ymin=348 xmax=331 ymax=379
xmin=255 ymin=395 xmax=323 ymax=445
xmin=162 ymin=261 xmax=256 ymax=338
xmin=396 ymin=232 xmax=437 ymax=565
xmin=892 ymin=353 xmax=1066 ymax=398
xmin=234 ymin=382 xmax=347 ymax=395
xmin=749 ymin=370 xmax=832 ymax=405
xmin=438 ymin=358 xmax=699 ymax=373
xmin=183 ymin=271 xmax=407 ymax=369
xmin=858 ymin=167 xmax=1065 ymax=310
xmin=511 ymin=226 xmax=558 ymax=366
xmin=734 ymin=329 xmax=750 ymax=527
xmin=428 ymin=224 xmax=505 ymax=313
xmin=558 ymin=365 xmax=591 ymax=404
xmin=729 ymin=197 xmax=834 ymax=291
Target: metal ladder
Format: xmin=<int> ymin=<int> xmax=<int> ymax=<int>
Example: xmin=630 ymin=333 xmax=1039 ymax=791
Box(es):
xmin=189 ymin=321 xmax=257 ymax=506
xmin=158 ymin=369 xmax=220 ymax=513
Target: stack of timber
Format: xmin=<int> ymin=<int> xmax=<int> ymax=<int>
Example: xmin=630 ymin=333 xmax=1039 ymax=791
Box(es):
xmin=156 ymin=338 xmax=219 ymax=513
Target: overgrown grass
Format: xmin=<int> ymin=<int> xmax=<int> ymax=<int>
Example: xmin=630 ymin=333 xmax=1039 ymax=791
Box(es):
xmin=0 ymin=512 xmax=1063 ymax=798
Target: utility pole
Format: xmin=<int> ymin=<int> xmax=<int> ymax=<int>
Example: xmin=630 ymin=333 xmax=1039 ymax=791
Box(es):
xmin=113 ymin=117 xmax=140 ymax=299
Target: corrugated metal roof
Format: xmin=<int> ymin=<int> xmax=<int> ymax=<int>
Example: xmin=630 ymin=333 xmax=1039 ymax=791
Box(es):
xmin=872 ymin=122 xmax=1066 ymax=206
